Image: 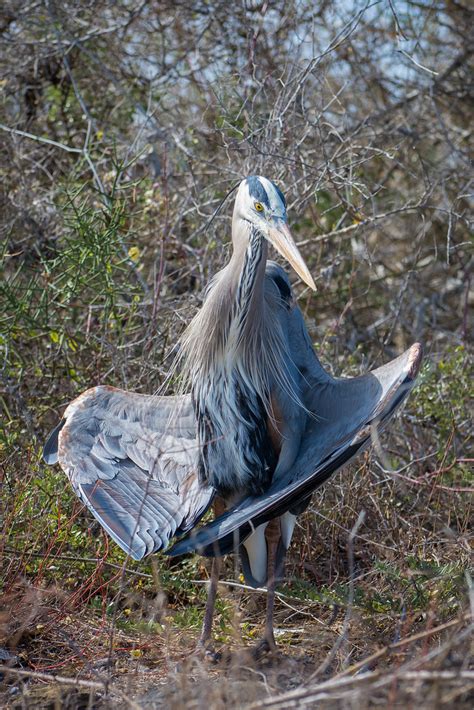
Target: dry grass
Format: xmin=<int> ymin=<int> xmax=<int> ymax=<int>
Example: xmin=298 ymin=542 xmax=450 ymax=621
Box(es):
xmin=0 ymin=580 xmax=472 ymax=708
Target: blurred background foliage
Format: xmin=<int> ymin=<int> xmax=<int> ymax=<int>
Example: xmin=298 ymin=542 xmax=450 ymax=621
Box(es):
xmin=0 ymin=0 xmax=472 ymax=702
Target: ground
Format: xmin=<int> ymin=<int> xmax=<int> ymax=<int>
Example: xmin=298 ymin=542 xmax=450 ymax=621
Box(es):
xmin=1 ymin=517 xmax=472 ymax=709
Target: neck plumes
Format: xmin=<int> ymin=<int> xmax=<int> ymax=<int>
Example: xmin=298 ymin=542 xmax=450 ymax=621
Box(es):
xmin=179 ymin=218 xmax=268 ymax=384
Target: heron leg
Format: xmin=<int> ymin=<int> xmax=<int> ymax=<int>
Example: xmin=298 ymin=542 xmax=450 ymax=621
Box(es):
xmin=255 ymin=518 xmax=281 ymax=655
xmin=195 ymin=497 xmax=225 ymax=655
xmin=197 ymin=555 xmax=221 ymax=649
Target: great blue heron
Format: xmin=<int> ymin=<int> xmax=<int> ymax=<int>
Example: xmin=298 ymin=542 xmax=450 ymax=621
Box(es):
xmin=43 ymin=176 xmax=422 ymax=653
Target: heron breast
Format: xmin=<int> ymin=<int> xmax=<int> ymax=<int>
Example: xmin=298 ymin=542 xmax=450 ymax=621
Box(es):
xmin=195 ymin=379 xmax=279 ymax=498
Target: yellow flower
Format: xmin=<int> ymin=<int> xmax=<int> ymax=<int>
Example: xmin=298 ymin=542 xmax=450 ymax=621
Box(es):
xmin=128 ymin=246 xmax=140 ymax=262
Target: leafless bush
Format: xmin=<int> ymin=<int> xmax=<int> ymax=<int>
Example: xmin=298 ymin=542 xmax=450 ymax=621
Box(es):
xmin=0 ymin=1 xmax=472 ymax=708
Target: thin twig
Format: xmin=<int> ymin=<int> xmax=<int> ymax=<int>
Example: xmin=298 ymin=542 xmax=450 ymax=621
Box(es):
xmin=0 ymin=665 xmax=104 ymax=690
xmin=0 ymin=665 xmax=143 ymax=709
xmin=0 ymin=122 xmax=82 ymax=154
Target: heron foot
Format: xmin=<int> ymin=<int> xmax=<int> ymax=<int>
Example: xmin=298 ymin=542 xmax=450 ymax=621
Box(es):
xmin=252 ymin=635 xmax=279 ymax=659
xmin=193 ymin=640 xmax=222 ymax=664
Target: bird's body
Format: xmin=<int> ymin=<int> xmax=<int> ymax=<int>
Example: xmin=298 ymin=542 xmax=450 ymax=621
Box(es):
xmin=44 ymin=175 xmax=423 ymax=652
xmin=177 ymin=178 xmax=315 ymax=594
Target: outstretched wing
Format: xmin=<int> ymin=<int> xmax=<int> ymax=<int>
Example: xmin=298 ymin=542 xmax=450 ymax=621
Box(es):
xmin=168 ymin=306 xmax=423 ymax=559
xmin=44 ymin=386 xmax=214 ymax=560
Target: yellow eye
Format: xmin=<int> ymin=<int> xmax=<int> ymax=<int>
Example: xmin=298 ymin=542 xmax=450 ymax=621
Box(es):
xmin=254 ymin=202 xmax=264 ymax=212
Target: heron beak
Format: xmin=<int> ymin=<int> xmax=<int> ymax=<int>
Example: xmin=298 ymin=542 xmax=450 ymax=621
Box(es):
xmin=267 ymin=219 xmax=316 ymax=291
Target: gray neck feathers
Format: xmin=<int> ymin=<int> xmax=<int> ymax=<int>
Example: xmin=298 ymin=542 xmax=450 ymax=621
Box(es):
xmin=178 ymin=220 xmax=272 ymax=403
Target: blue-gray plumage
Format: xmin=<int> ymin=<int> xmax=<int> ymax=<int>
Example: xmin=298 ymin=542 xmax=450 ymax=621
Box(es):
xmin=43 ymin=175 xmax=422 ymax=652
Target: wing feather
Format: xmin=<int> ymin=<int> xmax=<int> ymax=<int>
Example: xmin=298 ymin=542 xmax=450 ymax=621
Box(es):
xmin=44 ymin=386 xmax=214 ymax=560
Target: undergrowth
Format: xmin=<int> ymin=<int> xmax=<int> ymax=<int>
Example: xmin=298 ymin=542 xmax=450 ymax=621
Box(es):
xmin=1 ymin=2 xmax=472 ymax=708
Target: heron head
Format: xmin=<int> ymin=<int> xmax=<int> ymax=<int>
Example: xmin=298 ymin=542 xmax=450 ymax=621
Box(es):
xmin=234 ymin=176 xmax=316 ymax=290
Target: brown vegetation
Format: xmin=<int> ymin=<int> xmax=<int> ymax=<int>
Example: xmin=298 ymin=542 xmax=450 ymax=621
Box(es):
xmin=0 ymin=1 xmax=472 ymax=708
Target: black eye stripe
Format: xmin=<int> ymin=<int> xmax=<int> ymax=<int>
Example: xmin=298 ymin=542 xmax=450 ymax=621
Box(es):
xmin=246 ymin=176 xmax=270 ymax=208
xmin=246 ymin=176 xmax=286 ymax=211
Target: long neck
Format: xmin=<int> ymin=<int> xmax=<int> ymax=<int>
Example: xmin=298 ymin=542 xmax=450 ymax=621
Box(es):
xmin=229 ymin=222 xmax=267 ymax=337
xmin=179 ymin=219 xmax=269 ymax=386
